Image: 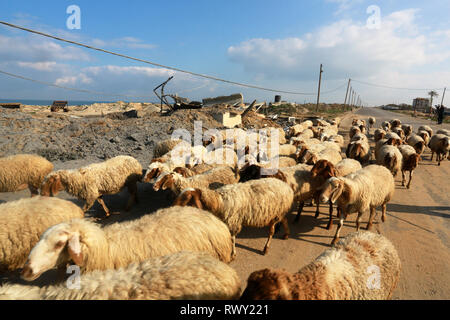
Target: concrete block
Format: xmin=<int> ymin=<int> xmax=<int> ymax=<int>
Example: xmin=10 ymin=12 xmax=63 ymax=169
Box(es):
xmin=212 ymin=112 xmax=242 ymax=128
xmin=202 ymin=93 xmax=243 ymax=107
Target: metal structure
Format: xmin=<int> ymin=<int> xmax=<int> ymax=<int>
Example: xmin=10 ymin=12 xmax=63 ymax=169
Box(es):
xmin=153 ymin=76 xmax=203 ymax=114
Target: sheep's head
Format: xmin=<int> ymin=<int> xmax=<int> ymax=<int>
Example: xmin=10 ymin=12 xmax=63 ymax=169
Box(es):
xmin=153 ymin=172 xmax=177 ymax=191
xmin=294 ymin=145 xmax=307 ymax=162
xmin=349 ymin=143 xmax=363 ymax=160
xmin=239 ymin=164 xmax=262 ymax=182
xmin=374 ymin=130 xmax=385 ymax=142
xmin=40 ymin=174 xmax=64 ymax=197
xmin=319 ymin=177 xmax=345 ymax=204
xmin=305 ymin=152 xmax=318 ymax=165
xmin=143 ymin=160 xmax=168 ymax=183
xmin=349 ymin=126 xmax=361 ymax=138
xmin=173 ymin=166 xmax=190 ymax=177
xmin=413 ymin=141 xmax=425 ymax=154
xmin=21 ymin=223 xmax=83 ymax=281
xmin=241 ymin=268 xmax=292 ymax=300
xmin=173 ymin=188 xmax=204 ymax=209
xmin=311 ymin=160 xmax=336 ymax=179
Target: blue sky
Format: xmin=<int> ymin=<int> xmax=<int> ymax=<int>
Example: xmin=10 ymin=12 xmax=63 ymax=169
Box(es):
xmin=0 ymin=0 xmax=449 ymax=105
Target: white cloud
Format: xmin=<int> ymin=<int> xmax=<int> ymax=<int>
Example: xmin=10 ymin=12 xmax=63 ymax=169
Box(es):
xmin=227 ymin=9 xmax=449 ymax=81
xmin=54 ymin=73 xmax=93 ymax=86
xmin=0 ymin=34 xmax=90 ymax=63
xmin=16 ymin=61 xmax=61 ymax=72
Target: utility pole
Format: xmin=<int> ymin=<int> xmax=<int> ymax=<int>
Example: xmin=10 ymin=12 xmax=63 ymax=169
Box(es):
xmin=441 ymin=87 xmax=446 ymax=106
xmin=343 ymin=78 xmax=351 ymax=109
xmin=316 ymin=64 xmax=323 ymax=112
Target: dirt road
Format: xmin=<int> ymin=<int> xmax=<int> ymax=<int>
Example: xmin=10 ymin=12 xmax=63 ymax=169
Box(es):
xmin=229 ymin=107 xmax=449 ymax=300
xmin=1 ymin=107 xmax=448 ymax=299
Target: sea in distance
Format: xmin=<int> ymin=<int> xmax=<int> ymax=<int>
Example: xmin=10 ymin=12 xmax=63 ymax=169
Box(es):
xmin=0 ymin=99 xmax=151 ymax=106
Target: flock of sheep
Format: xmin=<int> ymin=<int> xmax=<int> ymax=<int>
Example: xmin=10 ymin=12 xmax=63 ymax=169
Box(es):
xmin=0 ymin=114 xmax=448 ymax=300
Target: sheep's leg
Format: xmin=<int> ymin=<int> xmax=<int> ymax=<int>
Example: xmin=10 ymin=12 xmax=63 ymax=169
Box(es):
xmin=281 ymin=217 xmax=290 ymax=240
xmin=430 ymin=152 xmax=434 ymax=161
xmin=125 ymin=182 xmax=138 ymax=211
xmin=231 ymin=235 xmax=236 ymax=260
xmin=96 ymin=197 xmax=111 ymax=217
xmin=28 ymin=185 xmax=39 ymax=197
xmin=381 ymin=204 xmax=387 ymax=223
xmin=437 ymin=153 xmax=441 ymax=166
xmin=406 ymin=170 xmax=413 ymax=189
xmin=82 ymin=198 xmax=96 ymax=213
xmin=401 ymin=170 xmax=406 ymax=187
xmin=331 ymin=210 xmax=346 ymax=246
xmin=294 ymin=201 xmax=304 ymax=223
xmin=314 ymin=200 xmax=320 ymax=218
xmin=263 ymin=219 xmax=277 ymax=255
xmin=367 ymin=207 xmax=376 ymax=230
xmin=356 ymin=211 xmax=363 ymax=231
xmin=326 ymin=201 xmax=334 ymax=230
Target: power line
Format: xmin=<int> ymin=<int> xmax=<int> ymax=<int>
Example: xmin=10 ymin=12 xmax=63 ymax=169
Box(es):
xmin=352 ymin=79 xmax=445 ymax=91
xmin=0 ymin=20 xmax=345 ymax=96
xmin=0 ymin=69 xmax=153 ymax=99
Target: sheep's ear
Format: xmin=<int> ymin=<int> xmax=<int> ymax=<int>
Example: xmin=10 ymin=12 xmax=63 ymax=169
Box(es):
xmin=330 ymin=180 xmax=344 ymax=203
xmin=191 ymin=189 xmax=203 ymax=210
xmin=67 ymin=233 xmax=83 ymax=266
xmin=50 ymin=176 xmax=62 ymax=197
xmin=328 ymin=164 xmax=337 ymax=178
xmin=144 ymin=168 xmax=161 ymax=182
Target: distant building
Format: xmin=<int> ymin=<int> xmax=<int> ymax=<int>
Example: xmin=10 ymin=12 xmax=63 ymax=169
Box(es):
xmin=412 ymin=98 xmax=430 ymax=112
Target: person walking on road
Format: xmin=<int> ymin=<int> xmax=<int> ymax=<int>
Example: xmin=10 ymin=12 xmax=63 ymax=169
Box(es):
xmin=437 ymin=105 xmax=445 ymax=125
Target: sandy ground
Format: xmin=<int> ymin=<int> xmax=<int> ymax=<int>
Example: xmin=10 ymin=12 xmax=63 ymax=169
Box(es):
xmin=0 ymin=107 xmax=448 ymax=299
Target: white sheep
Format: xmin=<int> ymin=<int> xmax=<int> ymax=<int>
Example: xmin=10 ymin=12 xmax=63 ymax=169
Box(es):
xmin=326 ymin=134 xmax=345 ymax=147
xmin=406 ymin=134 xmax=426 ymax=155
xmin=173 ymin=178 xmax=294 ymax=257
xmin=346 ymin=140 xmax=371 ymax=164
xmin=383 ymin=132 xmax=403 ymax=146
xmin=390 ymin=119 xmax=401 ymax=128
xmin=417 ymin=130 xmax=431 ymax=146
xmin=21 ymin=206 xmax=234 ymax=281
xmin=350 ymin=132 xmax=369 ymax=143
xmin=418 ymin=125 xmax=433 ymax=138
xmin=298 ymin=141 xmax=341 ymax=164
xmin=152 ymin=165 xmax=239 ymax=194
xmin=303 ymin=148 xmax=342 ymax=166
xmin=319 ymin=165 xmax=395 ymax=245
xmin=310 ymin=159 xmax=362 ymax=229
xmin=376 ymin=144 xmax=403 ymax=177
xmin=153 ymin=138 xmax=191 ymax=158
xmin=401 ymin=124 xmax=413 ymax=137
xmin=40 ymin=155 xmax=143 ymax=217
xmin=0 ymin=154 xmax=54 ymax=196
xmin=1 ymin=251 xmax=242 ymax=300
xmin=0 ymin=197 xmax=84 ymax=272
xmin=349 ymin=126 xmax=361 ymax=139
xmin=429 ymin=134 xmax=450 ymax=165
xmin=240 ymin=231 xmax=401 ymax=300
xmin=236 ymin=163 xmax=314 ymax=225
xmin=436 ymin=129 xmax=450 ymax=136
xmin=391 ymin=127 xmax=405 ymax=141
xmin=374 ymin=128 xmax=386 ymax=142
xmin=398 ymin=145 xmax=420 ymax=189
xmin=381 ymin=121 xmax=391 ymax=131
xmin=368 ymin=116 xmax=376 ymax=129
xmin=172 ymin=163 xmax=220 ymax=178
